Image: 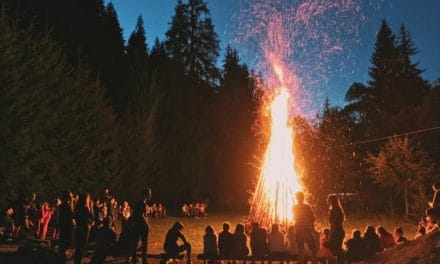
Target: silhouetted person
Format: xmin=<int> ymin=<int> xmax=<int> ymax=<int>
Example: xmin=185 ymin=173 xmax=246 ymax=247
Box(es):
xmin=58 ymin=191 xmax=75 ymax=260
xmin=377 ymin=226 xmax=395 ymax=250
xmin=250 ymin=222 xmax=267 ymax=257
xmin=13 ymin=192 xmax=35 ymax=237
xmin=286 ymin=225 xmax=299 ymax=256
xmin=218 ymin=222 xmax=234 ymax=258
xmin=163 ymin=221 xmax=191 ymax=263
xmin=325 ymin=194 xmax=345 ymax=264
xmin=363 ymin=225 xmax=380 ymax=257
xmin=131 ymin=188 xmax=152 ymax=264
xmin=232 ymin=223 xmax=249 ymax=258
xmin=345 ymin=230 xmax=365 ymax=263
xmin=293 ymin=191 xmax=317 ymax=264
xmin=92 ymin=217 xmax=117 ymax=264
xmin=415 ymin=225 xmax=426 ymax=239
xmin=203 ymin=225 xmax=218 ymax=260
xmin=268 ymin=222 xmax=286 ymax=256
xmin=3 ymin=208 xmax=14 ymax=239
xmin=319 ymin=228 xmax=333 ymax=260
xmin=426 ymin=183 xmax=440 ymax=223
xmin=74 ymin=192 xmax=93 ymax=264
xmin=394 ymin=227 xmax=408 ymax=243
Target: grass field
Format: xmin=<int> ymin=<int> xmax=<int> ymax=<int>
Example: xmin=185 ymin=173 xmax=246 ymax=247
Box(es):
xmin=145 ymin=213 xmax=418 ymax=255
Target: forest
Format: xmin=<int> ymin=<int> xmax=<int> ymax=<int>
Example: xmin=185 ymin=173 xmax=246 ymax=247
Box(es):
xmin=0 ymin=0 xmax=439 ymax=219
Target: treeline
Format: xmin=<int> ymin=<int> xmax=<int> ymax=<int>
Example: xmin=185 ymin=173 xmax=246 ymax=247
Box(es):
xmin=295 ymin=21 xmax=440 ymax=219
xmin=0 ymin=1 xmax=438 ymax=218
xmin=0 ymin=0 xmax=262 ymax=209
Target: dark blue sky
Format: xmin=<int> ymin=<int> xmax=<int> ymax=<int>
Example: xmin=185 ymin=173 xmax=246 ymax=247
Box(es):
xmin=106 ymin=0 xmax=440 ymax=112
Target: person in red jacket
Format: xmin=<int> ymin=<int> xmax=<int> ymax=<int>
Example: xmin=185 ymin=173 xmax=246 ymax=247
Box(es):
xmin=37 ymin=201 xmax=54 ymax=240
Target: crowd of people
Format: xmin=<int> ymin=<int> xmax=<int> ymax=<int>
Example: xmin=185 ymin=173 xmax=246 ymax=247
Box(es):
xmin=0 ymin=188 xmax=169 ymax=264
xmin=196 ymin=187 xmax=440 ymax=264
xmin=0 ymin=183 xmax=438 ymax=264
xmin=181 ymin=203 xmax=208 ymax=218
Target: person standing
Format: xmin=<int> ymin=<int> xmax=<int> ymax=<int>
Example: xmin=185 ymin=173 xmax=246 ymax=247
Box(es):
xmin=325 ymin=194 xmax=345 ymax=264
xmin=37 ymin=201 xmax=54 ymax=240
xmin=293 ymin=191 xmax=317 ymax=264
xmin=73 ymin=193 xmax=94 ymax=264
xmin=58 ymin=191 xmax=75 ymax=260
xmin=132 ymin=188 xmax=152 ymax=264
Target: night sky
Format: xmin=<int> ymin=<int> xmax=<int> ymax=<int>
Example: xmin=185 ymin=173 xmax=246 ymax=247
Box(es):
xmin=106 ymin=0 xmax=440 ymax=113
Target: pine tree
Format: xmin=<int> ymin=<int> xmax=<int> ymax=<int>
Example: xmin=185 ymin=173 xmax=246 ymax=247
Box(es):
xmin=0 ymin=16 xmax=122 ymax=206
xmin=126 ymin=16 xmax=150 ymax=120
xmin=165 ymin=0 xmax=219 ymax=82
xmin=396 ymin=24 xmax=429 ymax=107
xmin=100 ymin=2 xmax=128 ymax=116
xmin=367 ymin=20 xmax=401 ymax=114
xmin=165 ymin=0 xmax=189 ymax=66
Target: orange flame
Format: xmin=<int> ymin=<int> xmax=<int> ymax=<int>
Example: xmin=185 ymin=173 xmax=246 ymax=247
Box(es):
xmin=249 ymin=60 xmax=302 ymax=227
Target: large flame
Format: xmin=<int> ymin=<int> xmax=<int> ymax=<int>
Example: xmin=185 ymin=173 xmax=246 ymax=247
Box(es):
xmin=249 ymin=62 xmax=301 ymax=228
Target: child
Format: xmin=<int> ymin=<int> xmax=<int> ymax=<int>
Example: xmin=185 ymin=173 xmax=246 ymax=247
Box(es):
xmin=286 ymin=225 xmax=298 ymax=257
xmin=377 ymin=226 xmax=395 ymax=250
xmin=318 ymin=228 xmax=334 ymax=260
xmin=345 ymin=230 xmax=365 ymax=263
xmin=92 ymin=217 xmax=117 ymax=264
xmin=233 ymin=223 xmax=249 ymax=258
xmin=203 ymin=225 xmax=218 ymax=259
xmin=393 ymin=227 xmax=408 ymax=243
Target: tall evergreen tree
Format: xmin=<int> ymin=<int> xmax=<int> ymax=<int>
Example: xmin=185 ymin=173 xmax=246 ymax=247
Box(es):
xmin=100 ymin=2 xmax=128 ymax=116
xmin=126 ymin=16 xmax=150 ymax=120
xmin=165 ymin=0 xmax=219 ymax=82
xmin=0 ymin=15 xmax=122 ymax=207
xmin=165 ymin=0 xmax=189 ymax=66
xmin=396 ymin=24 xmax=429 ymax=107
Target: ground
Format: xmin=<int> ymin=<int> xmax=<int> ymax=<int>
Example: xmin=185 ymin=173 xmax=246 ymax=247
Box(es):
xmin=0 ymin=213 xmax=421 ymax=263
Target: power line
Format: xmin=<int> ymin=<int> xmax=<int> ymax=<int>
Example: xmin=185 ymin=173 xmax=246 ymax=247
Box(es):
xmin=352 ymin=125 xmax=440 ymax=145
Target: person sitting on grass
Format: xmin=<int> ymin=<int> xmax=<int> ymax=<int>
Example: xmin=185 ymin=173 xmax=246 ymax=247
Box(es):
xmin=268 ymin=222 xmax=286 ymax=257
xmin=163 ymin=221 xmax=191 ymax=263
xmin=393 ymin=227 xmax=408 ymax=243
xmin=363 ymin=225 xmax=380 ymax=257
xmin=92 ymin=217 xmax=117 ymax=264
xmin=377 ymin=226 xmax=395 ymax=250
xmin=345 ymin=229 xmax=365 ymax=263
xmin=250 ymin=222 xmax=268 ymax=258
xmin=203 ymin=225 xmax=218 ymax=260
xmin=426 ymin=183 xmax=440 ymax=224
xmin=415 ymin=224 xmax=426 ymax=239
xmin=286 ymin=225 xmax=298 ymax=257
xmin=233 ymin=223 xmax=249 ymax=258
xmin=218 ymin=222 xmax=234 ymax=258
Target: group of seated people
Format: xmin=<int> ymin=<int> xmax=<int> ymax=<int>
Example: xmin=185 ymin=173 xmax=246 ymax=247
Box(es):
xmin=147 ymin=203 xmax=167 ymax=218
xmin=198 ymin=222 xmax=423 ymax=262
xmin=181 ymin=202 xmax=207 ymax=218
